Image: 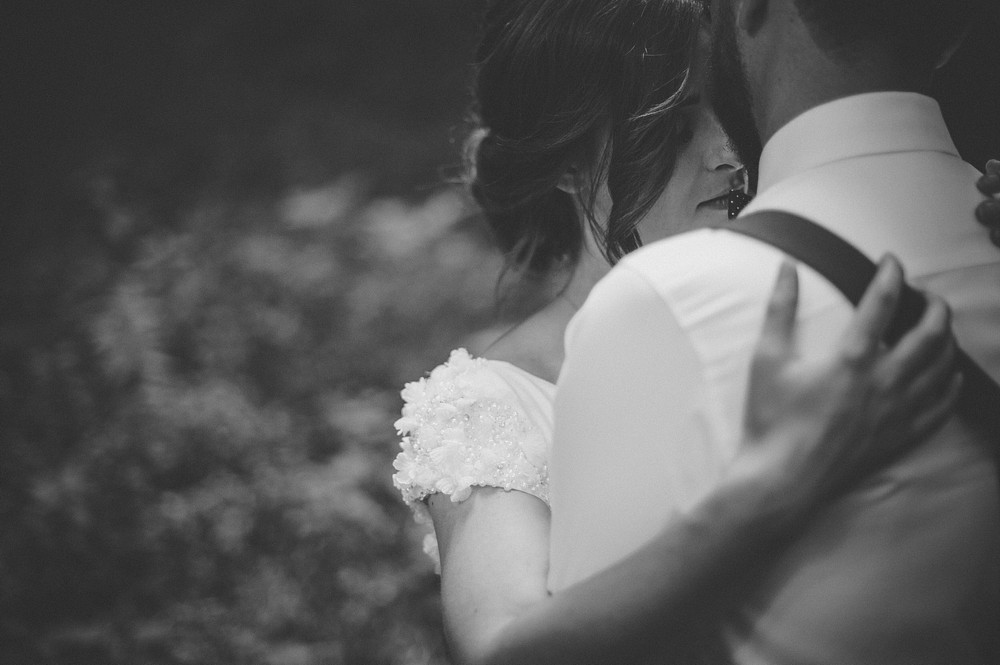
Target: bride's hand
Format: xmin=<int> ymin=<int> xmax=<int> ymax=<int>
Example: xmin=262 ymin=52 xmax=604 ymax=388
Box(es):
xmin=736 ymin=256 xmax=961 ymax=521
xmin=976 ymin=159 xmax=1000 ymax=247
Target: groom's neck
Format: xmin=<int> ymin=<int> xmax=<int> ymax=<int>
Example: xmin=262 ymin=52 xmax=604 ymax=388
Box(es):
xmin=752 ymin=31 xmax=930 ymax=147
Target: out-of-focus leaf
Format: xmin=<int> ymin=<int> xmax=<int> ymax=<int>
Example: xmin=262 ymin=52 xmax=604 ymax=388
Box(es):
xmin=281 ymin=174 xmax=367 ymax=229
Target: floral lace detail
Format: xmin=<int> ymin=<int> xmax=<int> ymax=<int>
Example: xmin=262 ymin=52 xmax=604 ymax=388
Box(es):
xmin=392 ymin=349 xmax=550 ymax=567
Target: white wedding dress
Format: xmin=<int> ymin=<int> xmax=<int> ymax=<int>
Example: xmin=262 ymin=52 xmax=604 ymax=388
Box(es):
xmin=392 ymin=348 xmax=556 ymax=569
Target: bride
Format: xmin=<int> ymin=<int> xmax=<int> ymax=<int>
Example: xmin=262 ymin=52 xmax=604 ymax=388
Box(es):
xmin=392 ymin=1 xmax=1000 ymax=663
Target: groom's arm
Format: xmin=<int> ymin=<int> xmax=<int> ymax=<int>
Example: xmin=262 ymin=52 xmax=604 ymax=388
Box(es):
xmin=548 ymin=263 xmax=721 ymax=591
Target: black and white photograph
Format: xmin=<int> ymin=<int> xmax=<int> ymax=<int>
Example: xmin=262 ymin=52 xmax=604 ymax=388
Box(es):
xmin=4 ymin=1 xmax=1000 ymax=663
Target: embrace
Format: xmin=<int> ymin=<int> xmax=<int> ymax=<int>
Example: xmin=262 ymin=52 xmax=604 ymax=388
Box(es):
xmin=393 ymin=0 xmax=1000 ymax=663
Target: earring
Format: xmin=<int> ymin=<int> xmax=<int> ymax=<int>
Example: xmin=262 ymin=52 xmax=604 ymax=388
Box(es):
xmin=727 ymin=190 xmax=753 ymax=219
xmin=727 ymin=167 xmax=752 ymax=219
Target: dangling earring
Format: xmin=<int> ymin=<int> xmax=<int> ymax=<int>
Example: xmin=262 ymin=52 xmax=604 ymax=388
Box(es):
xmin=727 ymin=190 xmax=753 ymax=219
xmin=727 ymin=168 xmax=753 ymax=219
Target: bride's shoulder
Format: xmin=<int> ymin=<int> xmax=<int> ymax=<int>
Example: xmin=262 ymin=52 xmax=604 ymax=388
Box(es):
xmin=394 ymin=348 xmax=553 ymax=440
xmin=396 ymin=348 xmax=524 ymax=412
xmin=392 ymin=348 xmax=553 ymax=570
xmin=392 ymin=347 xmax=551 ymax=507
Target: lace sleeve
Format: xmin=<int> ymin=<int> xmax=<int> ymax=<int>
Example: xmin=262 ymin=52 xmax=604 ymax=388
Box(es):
xmin=392 ymin=349 xmax=549 ymax=517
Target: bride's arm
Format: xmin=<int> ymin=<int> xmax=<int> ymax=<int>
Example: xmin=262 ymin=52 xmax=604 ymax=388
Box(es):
xmin=430 ymin=457 xmax=784 ymax=665
xmin=429 ymin=256 xmax=959 ymax=665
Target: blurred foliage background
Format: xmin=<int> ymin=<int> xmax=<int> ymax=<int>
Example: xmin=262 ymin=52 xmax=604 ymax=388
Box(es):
xmin=4 ymin=1 xmax=502 ymax=662
xmin=2 ymin=2 xmax=998 ymax=664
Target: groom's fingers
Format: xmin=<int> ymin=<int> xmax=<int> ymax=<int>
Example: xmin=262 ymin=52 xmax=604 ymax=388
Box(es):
xmin=839 ymin=255 xmax=904 ymax=367
xmin=976 ymin=161 xmax=1000 ymax=225
xmin=978 ymin=159 xmax=1000 ymax=188
xmin=977 ymin=172 xmax=1000 ymax=195
xmin=976 ymin=161 xmax=1000 ymax=248
xmin=757 ymin=260 xmax=799 ymax=359
xmin=903 ymin=372 xmax=963 ymax=448
xmin=867 ymin=371 xmax=962 ymax=475
xmin=882 ymin=295 xmax=953 ymax=389
xmin=974 ymin=199 xmax=1000 ymax=228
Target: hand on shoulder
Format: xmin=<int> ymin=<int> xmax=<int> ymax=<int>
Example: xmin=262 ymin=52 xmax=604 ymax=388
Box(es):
xmin=730 ymin=257 xmax=960 ymax=526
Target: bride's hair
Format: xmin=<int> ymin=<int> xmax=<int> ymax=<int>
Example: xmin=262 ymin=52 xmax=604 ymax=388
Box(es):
xmin=465 ymin=0 xmax=705 ymax=277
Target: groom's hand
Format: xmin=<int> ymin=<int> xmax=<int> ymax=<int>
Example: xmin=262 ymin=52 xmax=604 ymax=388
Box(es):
xmin=975 ymin=159 xmax=1000 ymax=247
xmin=741 ymin=257 xmax=961 ymax=514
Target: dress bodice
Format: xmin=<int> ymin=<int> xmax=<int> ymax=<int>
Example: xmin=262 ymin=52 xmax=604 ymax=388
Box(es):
xmin=392 ymin=348 xmax=556 ymax=568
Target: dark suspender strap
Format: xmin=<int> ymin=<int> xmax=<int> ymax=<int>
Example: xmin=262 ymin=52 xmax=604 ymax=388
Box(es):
xmin=714 ymin=210 xmax=1000 ymax=442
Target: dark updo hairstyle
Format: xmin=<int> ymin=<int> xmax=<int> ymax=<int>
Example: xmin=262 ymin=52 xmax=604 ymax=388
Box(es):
xmin=466 ymin=0 xmax=706 ymax=277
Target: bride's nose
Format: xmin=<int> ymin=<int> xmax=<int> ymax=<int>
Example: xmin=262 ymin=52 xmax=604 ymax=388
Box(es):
xmin=701 ymin=109 xmax=743 ymax=177
xmin=704 ymin=138 xmax=742 ymax=173
xmin=706 ymin=151 xmax=745 ymax=194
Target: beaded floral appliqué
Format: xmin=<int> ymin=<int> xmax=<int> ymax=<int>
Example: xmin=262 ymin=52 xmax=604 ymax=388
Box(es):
xmin=392 ymin=349 xmax=550 ymax=566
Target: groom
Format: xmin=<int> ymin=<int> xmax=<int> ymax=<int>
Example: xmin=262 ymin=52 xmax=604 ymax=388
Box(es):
xmin=548 ymin=0 xmax=999 ymax=663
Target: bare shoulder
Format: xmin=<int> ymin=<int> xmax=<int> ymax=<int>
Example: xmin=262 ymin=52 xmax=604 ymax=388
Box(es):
xmin=480 ymin=298 xmax=573 ymax=385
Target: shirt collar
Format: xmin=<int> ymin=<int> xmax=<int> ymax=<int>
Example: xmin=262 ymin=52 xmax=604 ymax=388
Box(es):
xmin=756 ymin=92 xmax=960 ymax=195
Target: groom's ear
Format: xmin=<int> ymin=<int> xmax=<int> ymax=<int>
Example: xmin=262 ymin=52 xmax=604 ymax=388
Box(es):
xmin=737 ymin=0 xmax=769 ymax=36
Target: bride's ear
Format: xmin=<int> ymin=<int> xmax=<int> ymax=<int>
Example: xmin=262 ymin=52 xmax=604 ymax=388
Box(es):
xmin=556 ymin=165 xmax=583 ymax=195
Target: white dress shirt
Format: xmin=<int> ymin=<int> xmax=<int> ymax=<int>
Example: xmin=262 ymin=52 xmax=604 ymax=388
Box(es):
xmin=549 ymin=92 xmax=1000 ymax=664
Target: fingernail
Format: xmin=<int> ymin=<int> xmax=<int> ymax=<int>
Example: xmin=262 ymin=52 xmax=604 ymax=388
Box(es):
xmin=875 ymin=254 xmax=891 ymax=280
xmin=987 ymin=159 xmax=1000 ymax=174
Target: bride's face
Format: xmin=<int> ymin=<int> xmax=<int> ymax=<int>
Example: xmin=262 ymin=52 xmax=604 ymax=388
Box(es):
xmin=581 ymin=32 xmax=743 ymax=255
xmin=637 ymin=97 xmax=744 ymax=243
xmin=587 ymin=98 xmax=743 ymax=250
